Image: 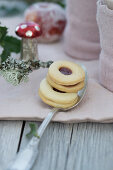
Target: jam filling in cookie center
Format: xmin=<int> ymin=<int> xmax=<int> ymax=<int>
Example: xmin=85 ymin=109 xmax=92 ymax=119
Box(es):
xmin=59 ymin=67 xmax=72 ymax=75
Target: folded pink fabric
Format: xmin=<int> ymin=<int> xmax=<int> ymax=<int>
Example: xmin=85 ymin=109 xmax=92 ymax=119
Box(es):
xmin=64 ymin=0 xmax=100 ymax=60
xmin=97 ymin=0 xmax=113 ymax=92
xmin=0 ymin=16 xmax=113 ymax=123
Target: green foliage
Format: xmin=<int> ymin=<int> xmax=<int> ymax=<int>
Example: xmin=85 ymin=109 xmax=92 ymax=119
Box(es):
xmin=26 ymin=123 xmax=40 ymax=138
xmin=0 ymin=26 xmax=8 ymax=43
xmin=0 ymin=5 xmax=22 ymax=16
xmin=0 ymin=1 xmax=27 ymax=17
xmin=0 ymin=0 xmax=65 ymax=17
xmin=0 ymin=25 xmax=21 ymax=62
xmin=25 ymin=0 xmax=65 ymax=8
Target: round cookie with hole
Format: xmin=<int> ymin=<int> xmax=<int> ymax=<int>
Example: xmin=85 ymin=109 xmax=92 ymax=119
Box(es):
xmin=39 ymin=78 xmax=78 ymax=107
xmin=46 ymin=74 xmax=85 ymax=93
xmin=39 ymin=90 xmax=78 ymax=109
xmin=48 ymin=60 xmax=85 ymax=86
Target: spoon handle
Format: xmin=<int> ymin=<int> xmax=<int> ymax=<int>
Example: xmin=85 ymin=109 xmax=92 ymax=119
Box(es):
xmin=38 ymin=108 xmax=59 ymax=138
xmin=7 ymin=107 xmax=59 ymax=170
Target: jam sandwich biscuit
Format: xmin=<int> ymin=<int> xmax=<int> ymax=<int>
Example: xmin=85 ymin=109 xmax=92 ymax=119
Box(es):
xmin=39 ymin=79 xmax=78 ymax=108
xmin=39 ymin=90 xmax=78 ymax=109
xmin=47 ymin=73 xmax=85 ymax=93
xmin=48 ymin=61 xmax=85 ymax=86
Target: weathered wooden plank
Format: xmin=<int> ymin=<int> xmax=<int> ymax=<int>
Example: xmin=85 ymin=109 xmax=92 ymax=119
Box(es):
xmin=0 ymin=121 xmax=23 ymax=170
xmin=20 ymin=122 xmax=73 ymax=170
xmin=66 ymin=123 xmax=113 ymax=170
xmin=20 ymin=122 xmax=113 ymax=170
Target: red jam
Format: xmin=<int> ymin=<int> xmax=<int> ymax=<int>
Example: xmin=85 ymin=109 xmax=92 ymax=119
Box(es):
xmin=59 ymin=67 xmax=72 ymax=75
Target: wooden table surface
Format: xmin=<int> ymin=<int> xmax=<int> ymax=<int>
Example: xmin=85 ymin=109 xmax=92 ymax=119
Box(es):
xmin=0 ymin=121 xmax=113 ymax=170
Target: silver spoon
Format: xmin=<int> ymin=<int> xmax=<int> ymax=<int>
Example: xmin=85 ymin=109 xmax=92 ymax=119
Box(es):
xmin=7 ymin=65 xmax=87 ymax=170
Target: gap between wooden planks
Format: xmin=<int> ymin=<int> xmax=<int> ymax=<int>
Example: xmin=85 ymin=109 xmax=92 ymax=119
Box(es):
xmin=0 ymin=121 xmax=23 ymax=170
xmin=1 ymin=121 xmax=113 ymax=170
xmin=19 ymin=122 xmax=113 ymax=170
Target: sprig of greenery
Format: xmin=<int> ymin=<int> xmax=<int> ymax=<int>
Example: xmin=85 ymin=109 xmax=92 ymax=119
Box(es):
xmin=26 ymin=123 xmax=40 ymax=138
xmin=0 ymin=25 xmax=53 ymax=85
xmin=0 ymin=25 xmax=21 ymax=62
xmin=0 ymin=58 xmax=53 ymax=85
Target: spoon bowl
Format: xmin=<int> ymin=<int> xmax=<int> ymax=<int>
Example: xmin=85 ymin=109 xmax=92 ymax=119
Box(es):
xmin=38 ymin=64 xmax=88 ymax=138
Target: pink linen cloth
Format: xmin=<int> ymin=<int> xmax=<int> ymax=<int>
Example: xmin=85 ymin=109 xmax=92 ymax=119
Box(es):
xmin=64 ymin=0 xmax=100 ymax=60
xmin=97 ymin=0 xmax=113 ymax=92
xmin=0 ymin=17 xmax=113 ymax=123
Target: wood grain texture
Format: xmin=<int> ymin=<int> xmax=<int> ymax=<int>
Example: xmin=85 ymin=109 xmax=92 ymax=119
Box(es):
xmin=66 ymin=123 xmax=113 ymax=170
xmin=0 ymin=121 xmax=23 ymax=170
xmin=20 ymin=122 xmax=113 ymax=170
xmin=20 ymin=122 xmax=73 ymax=170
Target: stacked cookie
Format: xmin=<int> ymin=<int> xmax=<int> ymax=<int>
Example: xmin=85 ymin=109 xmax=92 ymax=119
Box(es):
xmin=39 ymin=61 xmax=85 ymax=108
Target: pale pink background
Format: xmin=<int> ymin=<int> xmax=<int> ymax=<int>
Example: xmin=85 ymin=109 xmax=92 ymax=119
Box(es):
xmin=64 ymin=0 xmax=100 ymax=60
